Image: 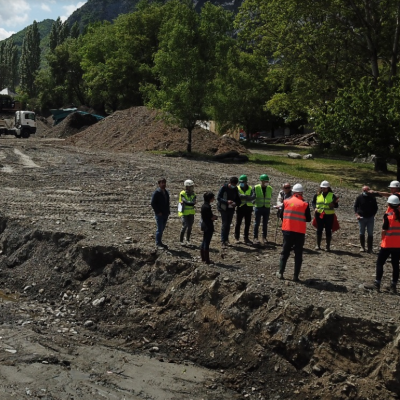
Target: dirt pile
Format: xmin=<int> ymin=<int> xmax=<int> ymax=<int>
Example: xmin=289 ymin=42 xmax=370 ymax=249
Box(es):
xmin=42 ymin=112 xmax=99 ymax=139
xmin=63 ymin=106 xmax=248 ymax=156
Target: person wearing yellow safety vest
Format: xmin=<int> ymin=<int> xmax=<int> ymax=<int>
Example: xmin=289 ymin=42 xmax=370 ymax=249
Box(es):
xmin=276 ymin=183 xmax=311 ymax=282
xmin=178 ymin=179 xmax=197 ymax=245
xmin=364 ymin=195 xmax=400 ymax=293
xmin=312 ymin=180 xmax=339 ymax=252
xmin=253 ymin=174 xmax=273 ymax=245
xmin=234 ymin=175 xmax=255 ymax=245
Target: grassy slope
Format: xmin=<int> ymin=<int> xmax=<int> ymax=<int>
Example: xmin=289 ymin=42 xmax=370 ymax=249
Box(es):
xmin=248 ymin=144 xmax=396 ymax=191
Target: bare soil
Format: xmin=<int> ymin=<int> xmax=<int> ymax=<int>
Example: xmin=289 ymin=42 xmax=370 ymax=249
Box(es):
xmin=0 ymin=133 xmax=399 ymax=400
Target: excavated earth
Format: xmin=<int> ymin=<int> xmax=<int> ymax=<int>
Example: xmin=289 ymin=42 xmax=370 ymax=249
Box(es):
xmin=0 ymin=133 xmax=400 ymax=400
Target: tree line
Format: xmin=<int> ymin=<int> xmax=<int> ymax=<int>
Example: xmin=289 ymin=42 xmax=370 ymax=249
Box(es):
xmin=4 ymin=0 xmax=400 ymax=178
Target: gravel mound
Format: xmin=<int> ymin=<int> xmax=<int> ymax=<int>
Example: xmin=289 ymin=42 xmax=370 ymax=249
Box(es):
xmin=64 ymin=106 xmax=248 ymax=156
xmin=43 ymin=112 xmax=99 ymax=139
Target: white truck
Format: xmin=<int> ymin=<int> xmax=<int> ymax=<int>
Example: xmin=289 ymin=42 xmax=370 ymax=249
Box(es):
xmin=0 ymin=110 xmax=36 ymax=138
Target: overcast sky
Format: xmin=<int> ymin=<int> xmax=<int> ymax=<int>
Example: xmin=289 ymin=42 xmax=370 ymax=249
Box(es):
xmin=0 ymin=0 xmax=87 ymax=40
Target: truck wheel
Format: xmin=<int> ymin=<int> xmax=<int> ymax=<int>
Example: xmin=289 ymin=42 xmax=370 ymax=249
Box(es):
xmin=21 ymin=129 xmax=30 ymax=139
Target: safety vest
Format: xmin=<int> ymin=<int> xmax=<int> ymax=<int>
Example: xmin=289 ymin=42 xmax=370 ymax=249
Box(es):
xmin=381 ymin=211 xmax=400 ymax=248
xmin=282 ymin=195 xmax=308 ymax=234
xmin=238 ymin=186 xmax=253 ymax=207
xmin=178 ymin=191 xmax=196 ymax=216
xmin=254 ymin=184 xmax=272 ymax=208
xmin=316 ymin=192 xmax=335 ymax=215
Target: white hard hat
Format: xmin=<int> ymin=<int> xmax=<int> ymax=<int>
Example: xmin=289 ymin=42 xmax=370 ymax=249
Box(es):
xmin=388 ymin=195 xmax=400 ymax=206
xmin=184 ymin=179 xmax=194 ymax=187
xmin=320 ymin=180 xmax=330 ymax=188
xmin=292 ymin=183 xmax=303 ymax=193
xmin=388 ymin=180 xmax=400 ymax=188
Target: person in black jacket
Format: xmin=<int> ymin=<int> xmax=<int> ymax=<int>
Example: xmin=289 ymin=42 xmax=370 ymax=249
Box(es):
xmin=150 ymin=178 xmax=170 ymax=250
xmin=354 ymin=185 xmax=379 ymax=253
xmin=201 ymin=192 xmax=218 ymax=264
xmin=217 ymin=177 xmax=241 ymax=248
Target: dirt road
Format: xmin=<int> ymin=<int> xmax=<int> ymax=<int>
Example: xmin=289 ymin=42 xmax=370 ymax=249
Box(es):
xmin=0 ymin=136 xmax=399 ymax=399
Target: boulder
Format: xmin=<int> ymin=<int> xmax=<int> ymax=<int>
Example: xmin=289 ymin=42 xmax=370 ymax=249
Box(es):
xmin=287 ymin=152 xmax=302 ymax=159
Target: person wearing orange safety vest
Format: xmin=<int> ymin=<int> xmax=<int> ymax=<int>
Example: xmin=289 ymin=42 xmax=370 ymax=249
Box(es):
xmin=276 ymin=183 xmax=311 ymax=282
xmin=364 ymin=195 xmax=400 ymax=293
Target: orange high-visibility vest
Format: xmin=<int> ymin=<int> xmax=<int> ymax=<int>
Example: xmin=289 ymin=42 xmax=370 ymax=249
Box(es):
xmin=381 ymin=211 xmax=400 ymax=248
xmin=282 ymin=195 xmax=308 ymax=234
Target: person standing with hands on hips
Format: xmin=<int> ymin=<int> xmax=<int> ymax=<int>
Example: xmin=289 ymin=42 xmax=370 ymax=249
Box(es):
xmin=312 ymin=180 xmax=339 ymax=252
xmin=178 ymin=179 xmax=196 ymax=246
xmin=217 ymin=177 xmax=241 ymax=248
xmin=151 ymin=178 xmax=170 ymax=250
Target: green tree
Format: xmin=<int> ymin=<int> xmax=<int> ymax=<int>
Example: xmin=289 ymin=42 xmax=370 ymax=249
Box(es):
xmin=70 ymin=22 xmax=80 ymax=39
xmin=0 ymin=39 xmax=18 ymax=90
xmin=313 ymin=77 xmax=400 ymax=178
xmin=209 ymin=46 xmax=278 ymax=140
xmin=143 ymin=0 xmax=234 ymax=152
xmin=79 ymin=2 xmax=164 ymax=113
xmin=19 ymin=21 xmax=41 ymax=97
xmin=236 ymin=0 xmax=400 ymax=119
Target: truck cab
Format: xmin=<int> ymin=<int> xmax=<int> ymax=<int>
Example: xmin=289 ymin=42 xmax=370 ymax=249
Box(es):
xmin=14 ymin=111 xmax=36 ymax=138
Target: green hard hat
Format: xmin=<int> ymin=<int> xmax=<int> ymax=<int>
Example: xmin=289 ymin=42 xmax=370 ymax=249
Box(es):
xmin=260 ymin=174 xmax=269 ymax=181
xmin=239 ymin=174 xmax=248 ymax=182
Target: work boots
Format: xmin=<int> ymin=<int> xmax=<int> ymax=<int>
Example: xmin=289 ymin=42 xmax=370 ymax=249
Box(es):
xmin=294 ymin=261 xmax=302 ymax=282
xmin=367 ymin=236 xmax=373 ymax=253
xmin=315 ymin=234 xmax=322 ymax=250
xmin=276 ymin=259 xmax=286 ymax=279
xmin=359 ymin=234 xmax=366 ymax=252
xmin=326 ymin=235 xmax=332 ymax=252
xmin=200 ymin=249 xmax=206 ymax=262
xmin=180 ymin=231 xmax=185 ymax=245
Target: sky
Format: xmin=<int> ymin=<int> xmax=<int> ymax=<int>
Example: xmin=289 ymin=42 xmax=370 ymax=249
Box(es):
xmin=0 ymin=0 xmax=87 ymax=40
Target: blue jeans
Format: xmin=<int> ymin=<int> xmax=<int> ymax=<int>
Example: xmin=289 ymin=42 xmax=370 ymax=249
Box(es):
xmin=358 ymin=216 xmax=374 ymax=236
xmin=155 ymin=215 xmax=169 ymax=245
xmin=220 ymin=209 xmax=235 ymax=243
xmin=254 ymin=207 xmax=270 ymax=239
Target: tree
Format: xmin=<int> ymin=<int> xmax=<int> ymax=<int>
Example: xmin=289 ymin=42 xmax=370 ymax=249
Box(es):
xmin=209 ymin=46 xmax=278 ymax=140
xmin=49 ymin=17 xmax=71 ymax=52
xmin=236 ymin=0 xmax=400 ymax=119
xmin=19 ymin=21 xmax=41 ymax=97
xmin=143 ymin=0 xmax=234 ymax=152
xmin=0 ymin=39 xmax=18 ymax=90
xmin=313 ymin=77 xmax=400 ymax=178
xmin=79 ymin=2 xmax=164 ymax=112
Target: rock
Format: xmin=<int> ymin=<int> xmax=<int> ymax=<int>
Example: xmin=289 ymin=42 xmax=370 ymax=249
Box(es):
xmin=287 ymin=152 xmax=302 ymax=159
xmin=303 ymin=154 xmax=313 ymax=159
xmin=84 ymin=320 xmax=94 ymax=327
xmin=90 ymin=220 xmax=97 ymax=226
xmin=92 ymin=297 xmax=105 ymax=307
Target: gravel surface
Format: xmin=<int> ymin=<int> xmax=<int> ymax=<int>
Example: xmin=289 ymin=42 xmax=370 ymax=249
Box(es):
xmin=0 ymin=136 xmax=399 ymax=399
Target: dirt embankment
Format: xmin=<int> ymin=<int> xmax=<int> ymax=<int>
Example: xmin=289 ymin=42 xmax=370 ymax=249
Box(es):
xmin=59 ymin=106 xmax=248 ymax=156
xmin=0 ymin=140 xmax=399 ymax=399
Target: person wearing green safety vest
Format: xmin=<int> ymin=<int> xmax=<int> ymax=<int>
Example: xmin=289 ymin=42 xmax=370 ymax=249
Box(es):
xmin=253 ymin=174 xmax=273 ymax=244
xmin=234 ymin=175 xmax=255 ymax=245
xmin=312 ymin=180 xmax=339 ymax=252
xmin=178 ymin=179 xmax=197 ymax=245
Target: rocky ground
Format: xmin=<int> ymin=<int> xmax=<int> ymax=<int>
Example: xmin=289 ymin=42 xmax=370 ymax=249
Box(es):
xmin=0 ymin=134 xmax=399 ymax=400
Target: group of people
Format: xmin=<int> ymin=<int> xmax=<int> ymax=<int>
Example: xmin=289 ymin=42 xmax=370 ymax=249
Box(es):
xmin=150 ymin=176 xmax=400 ymax=292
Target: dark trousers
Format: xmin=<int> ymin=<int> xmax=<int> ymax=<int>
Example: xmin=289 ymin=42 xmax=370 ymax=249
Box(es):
xmin=254 ymin=207 xmax=270 ymax=239
xmin=235 ymin=205 xmax=253 ymax=240
xmin=376 ymin=247 xmax=400 ymax=284
xmin=220 ymin=209 xmax=235 ymax=243
xmin=315 ymin=212 xmax=334 ymax=237
xmin=280 ymin=231 xmax=305 ymax=268
xmin=201 ymin=230 xmax=214 ymax=251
